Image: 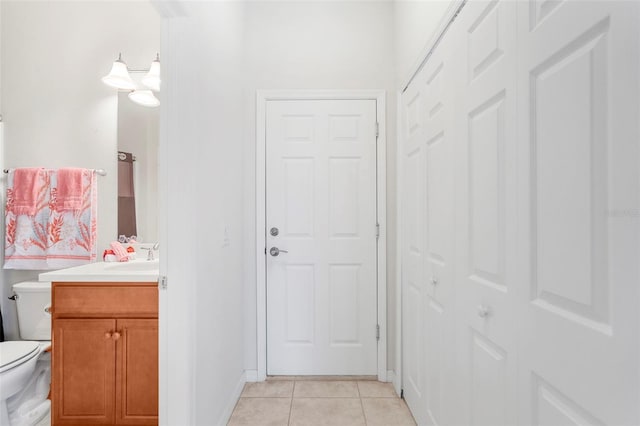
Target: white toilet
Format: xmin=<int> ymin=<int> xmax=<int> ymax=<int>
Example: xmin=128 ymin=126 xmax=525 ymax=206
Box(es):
xmin=0 ymin=281 xmax=52 ymax=426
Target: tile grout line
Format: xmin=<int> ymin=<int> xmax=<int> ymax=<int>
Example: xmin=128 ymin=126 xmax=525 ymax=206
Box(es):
xmin=357 ymin=381 xmax=368 ymax=426
xmin=287 ymin=381 xmax=296 ymax=426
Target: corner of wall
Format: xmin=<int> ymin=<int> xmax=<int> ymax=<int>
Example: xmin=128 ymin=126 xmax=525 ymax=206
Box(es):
xmin=244 ymin=370 xmax=259 ymax=383
xmin=217 ymin=370 xmax=247 ymax=426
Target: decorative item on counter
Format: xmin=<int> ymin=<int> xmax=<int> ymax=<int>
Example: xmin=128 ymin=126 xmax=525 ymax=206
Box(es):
xmin=109 ymin=241 xmax=130 ymax=262
xmin=118 ymin=235 xmax=138 ymax=244
xmin=103 ymin=249 xmax=117 ymax=262
xmin=126 ymin=245 xmax=136 ymax=260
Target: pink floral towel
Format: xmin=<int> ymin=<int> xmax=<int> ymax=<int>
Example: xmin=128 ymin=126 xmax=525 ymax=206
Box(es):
xmin=4 ymin=168 xmax=98 ymax=270
xmin=12 ymin=168 xmax=47 ymax=216
xmin=56 ymin=168 xmax=85 ymax=211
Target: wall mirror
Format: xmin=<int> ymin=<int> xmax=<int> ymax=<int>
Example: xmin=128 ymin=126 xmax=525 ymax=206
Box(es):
xmin=117 ymin=91 xmax=159 ymax=243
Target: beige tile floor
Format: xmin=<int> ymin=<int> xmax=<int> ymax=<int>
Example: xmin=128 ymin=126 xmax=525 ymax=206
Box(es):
xmin=228 ymin=379 xmax=416 ymax=426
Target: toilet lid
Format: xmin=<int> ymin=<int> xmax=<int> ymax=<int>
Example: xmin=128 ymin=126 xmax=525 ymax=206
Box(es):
xmin=0 ymin=341 xmax=40 ymax=373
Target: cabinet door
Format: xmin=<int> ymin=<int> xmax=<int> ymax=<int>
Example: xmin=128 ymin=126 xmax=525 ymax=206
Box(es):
xmin=116 ymin=319 xmax=158 ymax=425
xmin=52 ymin=319 xmax=116 ymax=425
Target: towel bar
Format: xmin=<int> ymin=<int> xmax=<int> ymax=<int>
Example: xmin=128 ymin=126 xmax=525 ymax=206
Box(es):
xmin=3 ymin=168 xmax=107 ymax=176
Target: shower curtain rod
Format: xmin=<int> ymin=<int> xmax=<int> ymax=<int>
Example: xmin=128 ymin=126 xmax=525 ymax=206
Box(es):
xmin=3 ymin=168 xmax=107 ymax=176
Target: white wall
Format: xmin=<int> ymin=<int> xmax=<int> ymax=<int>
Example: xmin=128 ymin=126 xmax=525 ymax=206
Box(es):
xmin=394 ymin=0 xmax=454 ymax=87
xmin=0 ymin=1 xmax=160 ymax=339
xmin=159 ymin=2 xmax=247 ymax=424
xmin=241 ymin=0 xmax=398 ymax=374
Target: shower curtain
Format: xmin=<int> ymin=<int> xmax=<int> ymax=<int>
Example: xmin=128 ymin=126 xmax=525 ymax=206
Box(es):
xmin=118 ymin=151 xmax=137 ymax=238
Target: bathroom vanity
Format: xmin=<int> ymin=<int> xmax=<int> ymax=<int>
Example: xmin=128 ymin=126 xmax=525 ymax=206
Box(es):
xmin=40 ymin=261 xmax=159 ymax=426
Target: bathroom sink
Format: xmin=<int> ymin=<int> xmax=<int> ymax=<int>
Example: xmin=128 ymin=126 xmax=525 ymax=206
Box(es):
xmin=104 ymin=260 xmax=159 ymax=272
xmin=40 ymin=259 xmax=160 ymax=283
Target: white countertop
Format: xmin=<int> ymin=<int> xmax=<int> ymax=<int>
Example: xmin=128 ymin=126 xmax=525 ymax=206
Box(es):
xmin=39 ymin=259 xmax=159 ymax=283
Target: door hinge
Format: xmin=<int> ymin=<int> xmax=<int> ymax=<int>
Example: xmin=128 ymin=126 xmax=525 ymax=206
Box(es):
xmin=376 ymin=324 xmax=380 ymax=341
xmin=375 ymin=122 xmax=379 ymax=138
xmin=159 ymin=276 xmax=168 ymax=290
xmin=376 ymin=222 xmax=380 ymax=241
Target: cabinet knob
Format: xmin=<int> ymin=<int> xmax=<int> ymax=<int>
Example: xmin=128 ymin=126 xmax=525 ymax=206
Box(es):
xmin=104 ymin=332 xmax=112 ymax=339
xmin=112 ymin=331 xmax=121 ymax=341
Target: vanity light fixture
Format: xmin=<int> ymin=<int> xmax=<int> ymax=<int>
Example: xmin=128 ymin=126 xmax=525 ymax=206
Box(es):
xmin=102 ymin=53 xmax=136 ymax=90
xmin=128 ymin=90 xmax=160 ymax=108
xmin=102 ymin=53 xmax=161 ymax=107
xmin=142 ymin=54 xmax=161 ymax=92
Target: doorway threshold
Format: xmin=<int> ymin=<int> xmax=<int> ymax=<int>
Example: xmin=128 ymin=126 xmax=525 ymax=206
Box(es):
xmin=267 ymin=375 xmax=377 ymax=381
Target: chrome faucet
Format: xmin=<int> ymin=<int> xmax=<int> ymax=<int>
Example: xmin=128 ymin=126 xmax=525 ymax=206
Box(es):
xmin=145 ymin=242 xmax=159 ymax=261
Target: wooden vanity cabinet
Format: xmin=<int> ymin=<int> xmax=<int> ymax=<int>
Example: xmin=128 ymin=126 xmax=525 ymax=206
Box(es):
xmin=51 ymin=282 xmax=158 ymax=426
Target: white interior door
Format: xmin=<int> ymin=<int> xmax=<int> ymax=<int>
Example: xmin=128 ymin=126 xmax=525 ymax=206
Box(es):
xmin=453 ymin=2 xmax=519 ymax=425
xmin=266 ymin=99 xmax=378 ymax=376
xmin=421 ymin=34 xmax=456 ymax=426
xmin=400 ymin=1 xmax=639 ymax=424
xmin=401 ymin=70 xmax=429 ymax=424
xmin=516 ymin=1 xmax=640 ymax=424
xmin=401 ymin=27 xmax=456 ymax=424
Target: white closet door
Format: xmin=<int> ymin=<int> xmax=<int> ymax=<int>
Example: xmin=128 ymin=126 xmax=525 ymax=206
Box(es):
xmin=266 ymin=99 xmax=378 ymax=376
xmin=516 ymin=1 xmax=640 ymax=424
xmin=401 ymin=28 xmax=456 ymax=425
xmin=452 ymin=1 xmax=519 ymax=425
xmin=401 ymin=68 xmax=429 ymax=425
xmin=421 ymin=31 xmax=456 ymax=426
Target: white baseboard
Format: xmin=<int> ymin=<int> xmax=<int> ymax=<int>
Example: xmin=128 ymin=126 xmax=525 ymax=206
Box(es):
xmin=217 ymin=372 xmax=246 ymax=426
xmin=245 ymin=370 xmax=259 ymax=382
xmin=386 ymin=370 xmax=395 ymax=383
xmin=391 ymin=370 xmax=402 ymax=396
xmin=386 ymin=370 xmax=401 ymax=397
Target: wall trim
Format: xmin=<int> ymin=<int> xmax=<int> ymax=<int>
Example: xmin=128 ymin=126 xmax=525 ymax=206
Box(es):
xmin=392 ymin=369 xmax=402 ymax=397
xmin=394 ymin=89 xmax=404 ymax=401
xmin=386 ymin=370 xmax=395 ymax=383
xmin=245 ymin=370 xmax=259 ymax=383
xmin=255 ymin=89 xmax=388 ymax=381
xmin=217 ymin=371 xmax=246 ymax=426
xmin=386 ymin=370 xmax=402 ymax=397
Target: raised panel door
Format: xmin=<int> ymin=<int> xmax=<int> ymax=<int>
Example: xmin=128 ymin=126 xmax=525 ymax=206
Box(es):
xmin=52 ymin=319 xmax=116 ymax=425
xmin=452 ymin=1 xmax=519 ymax=425
xmin=116 ymin=319 xmax=158 ymax=425
xmin=422 ymin=28 xmax=456 ymax=426
xmin=516 ymin=1 xmax=640 ymax=424
xmin=401 ymin=69 xmax=429 ymax=425
xmin=266 ymin=99 xmax=378 ymax=375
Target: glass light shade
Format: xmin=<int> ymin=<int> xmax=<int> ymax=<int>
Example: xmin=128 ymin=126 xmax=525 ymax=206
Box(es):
xmin=128 ymin=90 xmax=160 ymax=108
xmin=142 ymin=59 xmax=161 ymax=92
xmin=101 ymin=59 xmax=136 ymax=90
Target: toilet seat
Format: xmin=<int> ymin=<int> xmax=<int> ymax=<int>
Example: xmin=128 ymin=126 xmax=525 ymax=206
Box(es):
xmin=0 ymin=341 xmax=40 ymax=374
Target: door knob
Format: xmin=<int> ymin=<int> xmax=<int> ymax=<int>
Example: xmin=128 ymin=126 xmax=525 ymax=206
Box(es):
xmin=430 ymin=276 xmax=438 ymax=286
xmin=104 ymin=332 xmax=112 ymax=339
xmin=270 ymin=247 xmax=288 ymax=257
xmin=112 ymin=331 xmax=121 ymax=341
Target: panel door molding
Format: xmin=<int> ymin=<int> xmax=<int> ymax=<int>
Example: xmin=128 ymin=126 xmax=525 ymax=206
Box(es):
xmin=516 ymin=1 xmax=640 ymax=424
xmin=398 ymin=1 xmax=640 ymax=425
xmin=265 ymin=99 xmax=379 ymax=376
xmin=452 ymin=1 xmax=519 ymax=425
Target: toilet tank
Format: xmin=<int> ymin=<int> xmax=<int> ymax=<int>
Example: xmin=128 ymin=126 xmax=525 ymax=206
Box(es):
xmin=12 ymin=281 xmax=51 ymax=340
